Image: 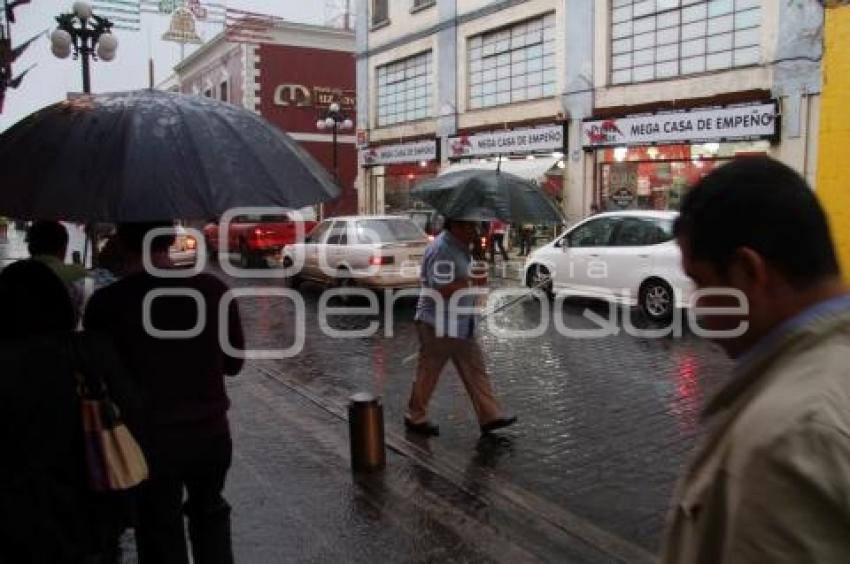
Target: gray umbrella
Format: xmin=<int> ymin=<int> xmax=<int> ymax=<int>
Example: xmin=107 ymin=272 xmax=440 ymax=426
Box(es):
xmin=0 ymin=89 xmax=340 ymax=222
xmin=410 ymin=169 xmax=564 ymax=224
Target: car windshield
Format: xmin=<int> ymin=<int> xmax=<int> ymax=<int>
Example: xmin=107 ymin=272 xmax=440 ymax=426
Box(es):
xmin=235 ymin=214 xmax=290 ymax=223
xmin=654 ymin=218 xmax=675 ymax=242
xmin=355 ymin=219 xmax=425 ymax=243
xmin=408 ymin=213 xmax=429 ymax=232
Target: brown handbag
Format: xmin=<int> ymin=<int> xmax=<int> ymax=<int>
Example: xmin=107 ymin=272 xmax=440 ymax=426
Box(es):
xmin=74 ymin=344 xmax=148 ymax=492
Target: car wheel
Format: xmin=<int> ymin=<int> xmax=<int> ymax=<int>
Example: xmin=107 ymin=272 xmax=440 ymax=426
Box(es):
xmin=526 ymin=264 xmax=553 ymax=298
xmin=205 ymin=238 xmax=218 ymax=263
xmin=640 ymin=278 xmax=674 ymax=322
xmin=239 ymin=241 xmax=254 ymax=269
xmin=335 ymin=272 xmax=356 ymax=302
xmin=282 ymin=258 xmax=301 ymax=288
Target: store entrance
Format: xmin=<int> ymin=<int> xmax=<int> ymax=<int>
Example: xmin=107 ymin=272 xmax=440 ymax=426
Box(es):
xmin=596 ymin=142 xmax=769 ymax=211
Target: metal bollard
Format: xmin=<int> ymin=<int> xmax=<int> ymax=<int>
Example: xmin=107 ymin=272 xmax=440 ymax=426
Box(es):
xmin=348 ymin=392 xmax=386 ymax=473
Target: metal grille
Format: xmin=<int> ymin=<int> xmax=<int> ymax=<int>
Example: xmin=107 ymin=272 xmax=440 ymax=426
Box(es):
xmin=610 ymin=0 xmax=761 ymax=85
xmin=468 ymin=12 xmax=557 ymax=110
xmin=376 ymin=51 xmax=433 ymax=127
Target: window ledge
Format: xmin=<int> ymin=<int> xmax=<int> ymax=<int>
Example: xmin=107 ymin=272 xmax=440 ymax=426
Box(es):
xmin=370 ymin=19 xmax=391 ymax=31
xmin=410 ymin=1 xmax=436 ymax=14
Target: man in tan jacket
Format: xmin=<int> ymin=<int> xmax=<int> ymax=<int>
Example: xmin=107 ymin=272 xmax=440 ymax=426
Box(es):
xmin=663 ymin=156 xmax=850 ymax=563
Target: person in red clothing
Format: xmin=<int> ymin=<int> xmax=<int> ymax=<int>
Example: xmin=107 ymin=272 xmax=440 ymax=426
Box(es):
xmin=84 ymin=222 xmax=244 ymax=564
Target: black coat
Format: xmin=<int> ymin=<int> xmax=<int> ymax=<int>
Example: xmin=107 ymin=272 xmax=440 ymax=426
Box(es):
xmin=0 ymin=332 xmax=143 ymax=564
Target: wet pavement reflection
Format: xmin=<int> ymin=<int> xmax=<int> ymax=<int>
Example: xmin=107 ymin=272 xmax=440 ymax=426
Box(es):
xmin=226 ymin=267 xmax=733 ymax=559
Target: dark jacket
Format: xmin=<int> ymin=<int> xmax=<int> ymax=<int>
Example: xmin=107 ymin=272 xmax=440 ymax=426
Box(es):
xmin=83 ymin=271 xmax=244 ymax=470
xmin=0 ymin=332 xmax=143 ymax=564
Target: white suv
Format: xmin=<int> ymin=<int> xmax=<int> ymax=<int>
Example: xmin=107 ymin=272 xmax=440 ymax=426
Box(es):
xmin=523 ymin=211 xmax=693 ymax=320
xmin=282 ymin=215 xmax=429 ymax=290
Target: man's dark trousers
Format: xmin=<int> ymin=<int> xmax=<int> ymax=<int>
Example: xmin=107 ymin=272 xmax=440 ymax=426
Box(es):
xmin=136 ymin=430 xmax=233 ymax=564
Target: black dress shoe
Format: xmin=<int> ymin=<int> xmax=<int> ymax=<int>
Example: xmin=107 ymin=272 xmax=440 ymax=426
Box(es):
xmin=480 ymin=416 xmax=517 ymax=434
xmin=405 ymin=418 xmax=440 ymax=437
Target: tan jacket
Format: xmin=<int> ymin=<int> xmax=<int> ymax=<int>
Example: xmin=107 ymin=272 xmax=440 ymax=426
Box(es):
xmin=662 ymin=306 xmax=850 ymax=564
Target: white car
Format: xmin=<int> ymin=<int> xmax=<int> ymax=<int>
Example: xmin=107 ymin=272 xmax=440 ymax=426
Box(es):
xmin=169 ymin=225 xmax=198 ymax=266
xmin=522 ymin=211 xmax=694 ymax=321
xmin=282 ymin=215 xmax=429 ymax=290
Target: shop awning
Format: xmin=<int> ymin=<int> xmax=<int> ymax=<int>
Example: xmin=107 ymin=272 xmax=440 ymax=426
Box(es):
xmin=439 ymin=157 xmax=561 ymax=181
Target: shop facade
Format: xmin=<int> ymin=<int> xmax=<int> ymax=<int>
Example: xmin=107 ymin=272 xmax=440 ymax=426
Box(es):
xmin=445 ymin=122 xmax=567 ymax=192
xmin=582 ymin=102 xmax=779 ymax=211
xmin=359 ymin=138 xmax=440 ymax=216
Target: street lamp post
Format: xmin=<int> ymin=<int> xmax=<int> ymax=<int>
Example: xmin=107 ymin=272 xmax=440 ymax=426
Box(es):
xmin=316 ymin=102 xmax=353 ymax=182
xmin=49 ymin=2 xmax=117 ymax=266
xmin=49 ymin=1 xmax=118 ymax=94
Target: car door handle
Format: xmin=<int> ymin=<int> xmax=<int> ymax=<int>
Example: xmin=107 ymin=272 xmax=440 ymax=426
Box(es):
xmin=588 ymin=254 xmax=600 ymax=258
xmin=638 ymin=254 xmax=650 ymax=259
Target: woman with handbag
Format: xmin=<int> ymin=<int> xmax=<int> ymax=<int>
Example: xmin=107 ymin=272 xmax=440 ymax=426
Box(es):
xmin=0 ymin=259 xmax=144 ymax=564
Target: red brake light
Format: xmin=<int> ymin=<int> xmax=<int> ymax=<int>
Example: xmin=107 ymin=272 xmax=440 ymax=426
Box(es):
xmin=369 ymin=256 xmax=394 ymax=266
xmin=254 ymin=228 xmax=263 ymax=237
xmin=185 ymin=237 xmax=197 ymax=250
xmin=427 ymin=235 xmax=435 ymax=242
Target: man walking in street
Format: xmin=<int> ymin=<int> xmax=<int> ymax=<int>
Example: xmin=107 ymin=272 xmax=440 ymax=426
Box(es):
xmin=85 ymin=222 xmax=245 ymax=564
xmin=662 ymin=157 xmax=850 ymax=563
xmin=405 ymin=218 xmax=516 ymax=437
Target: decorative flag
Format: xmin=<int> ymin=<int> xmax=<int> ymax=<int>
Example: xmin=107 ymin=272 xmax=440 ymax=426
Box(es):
xmin=92 ymin=0 xmax=142 ymax=31
xmin=224 ymin=7 xmax=283 ymax=44
xmin=140 ymin=0 xmax=225 ymax=22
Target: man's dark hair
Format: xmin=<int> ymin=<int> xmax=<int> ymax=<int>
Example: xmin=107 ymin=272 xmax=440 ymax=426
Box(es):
xmin=116 ymin=222 xmax=175 ymax=256
xmin=0 ymin=259 xmax=76 ymax=339
xmin=674 ymin=156 xmax=839 ymax=289
xmin=26 ymin=221 xmax=69 ymax=258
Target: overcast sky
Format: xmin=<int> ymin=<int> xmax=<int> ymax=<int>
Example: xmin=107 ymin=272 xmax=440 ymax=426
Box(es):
xmin=0 ymin=1 xmax=330 ymax=132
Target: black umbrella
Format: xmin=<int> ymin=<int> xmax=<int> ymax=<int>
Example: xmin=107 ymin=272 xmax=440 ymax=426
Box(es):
xmin=0 ymin=89 xmax=340 ymax=222
xmin=410 ymin=169 xmax=564 ymax=224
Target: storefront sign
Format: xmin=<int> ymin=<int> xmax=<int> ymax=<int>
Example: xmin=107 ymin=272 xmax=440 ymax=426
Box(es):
xmin=582 ymin=102 xmax=778 ymax=148
xmin=611 ymin=187 xmax=635 ymax=208
xmin=272 ymin=84 xmax=356 ymax=109
xmin=356 ymin=129 xmax=369 ymax=149
xmin=360 ymin=140 xmax=438 ymax=166
xmin=448 ymin=124 xmax=565 ymax=158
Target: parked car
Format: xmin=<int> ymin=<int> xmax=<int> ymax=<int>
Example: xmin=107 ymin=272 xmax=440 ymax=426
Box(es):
xmin=522 ymin=211 xmax=693 ymax=321
xmin=282 ymin=215 xmax=429 ymax=290
xmin=169 ymin=225 xmax=198 ymax=266
xmin=203 ymin=211 xmax=318 ymax=268
xmin=406 ymin=208 xmax=443 ymax=239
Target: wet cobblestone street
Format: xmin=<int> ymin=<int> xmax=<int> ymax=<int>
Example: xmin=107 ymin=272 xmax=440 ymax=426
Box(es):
xmin=224 ymin=265 xmax=733 ymax=561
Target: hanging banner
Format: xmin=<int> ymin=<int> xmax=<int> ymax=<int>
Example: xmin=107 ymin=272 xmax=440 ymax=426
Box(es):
xmin=582 ymin=102 xmax=779 ymax=148
xmin=448 ymin=124 xmax=565 ymax=158
xmin=360 ymin=139 xmax=438 ymax=166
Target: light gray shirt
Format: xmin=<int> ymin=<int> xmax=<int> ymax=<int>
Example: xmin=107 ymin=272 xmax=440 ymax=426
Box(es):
xmin=415 ymin=231 xmax=478 ymax=339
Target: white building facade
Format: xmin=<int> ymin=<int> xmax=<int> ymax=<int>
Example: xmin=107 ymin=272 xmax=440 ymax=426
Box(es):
xmin=356 ymin=0 xmax=823 ymax=222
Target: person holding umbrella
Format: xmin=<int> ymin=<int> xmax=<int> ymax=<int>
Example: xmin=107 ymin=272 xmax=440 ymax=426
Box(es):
xmin=84 ymin=223 xmax=245 ymax=564
xmin=405 ymin=214 xmax=517 ymax=437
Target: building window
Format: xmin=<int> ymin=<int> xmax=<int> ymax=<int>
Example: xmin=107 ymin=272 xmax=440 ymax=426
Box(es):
xmin=372 ymin=0 xmax=389 ymax=26
xmin=203 ymin=88 xmax=212 ymax=98
xmin=219 ymin=81 xmax=229 ymax=103
xmin=412 ymin=0 xmax=436 ymax=11
xmin=376 ymin=51 xmax=433 ymax=127
xmin=610 ymin=0 xmax=762 ymax=85
xmin=467 ymin=13 xmax=557 ymax=111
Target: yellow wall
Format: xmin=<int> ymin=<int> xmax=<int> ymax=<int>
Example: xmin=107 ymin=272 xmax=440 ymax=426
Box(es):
xmin=818 ymin=3 xmax=850 ymax=280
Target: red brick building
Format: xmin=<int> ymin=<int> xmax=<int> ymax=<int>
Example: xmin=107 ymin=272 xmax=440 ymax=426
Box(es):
xmin=167 ymin=22 xmax=357 ymax=217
